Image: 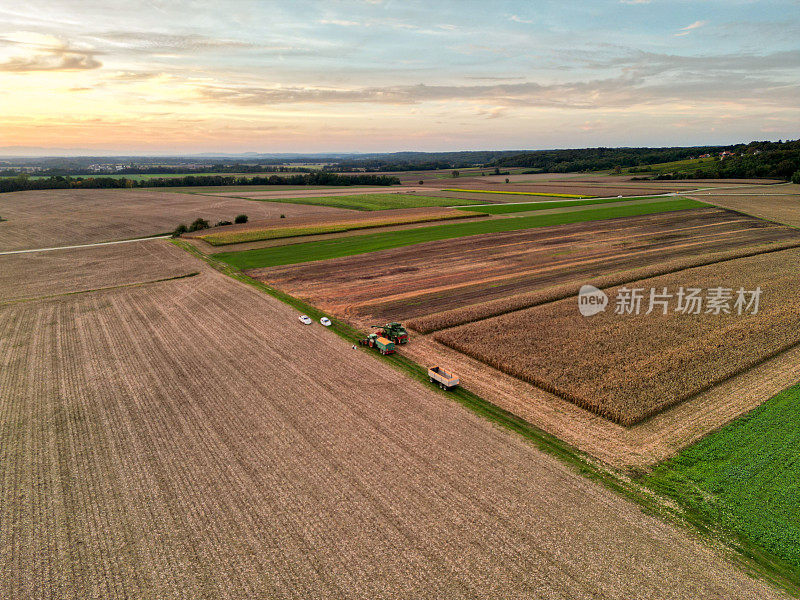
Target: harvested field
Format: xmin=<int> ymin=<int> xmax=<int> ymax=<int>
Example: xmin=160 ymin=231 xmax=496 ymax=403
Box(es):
xmin=0 ymin=255 xmax=784 ymax=599
xmin=254 ymin=208 xmax=800 ymax=330
xmin=0 ymin=188 xmax=353 ymax=251
xmin=436 ymin=247 xmax=800 ymax=425
xmin=188 ymin=207 xmax=479 ymax=246
xmin=691 ymin=192 xmax=800 ymax=228
xmin=0 ymin=240 xmax=198 ymax=302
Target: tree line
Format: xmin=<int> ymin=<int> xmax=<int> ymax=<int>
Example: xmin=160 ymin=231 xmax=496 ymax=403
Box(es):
xmin=0 ymin=172 xmax=400 ymax=194
xmin=492 ymin=139 xmax=800 ymax=180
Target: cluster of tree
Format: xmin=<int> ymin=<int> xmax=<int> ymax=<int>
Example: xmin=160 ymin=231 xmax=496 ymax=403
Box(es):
xmin=0 ymin=172 xmax=400 ymax=194
xmin=324 ymin=150 xmax=523 ymax=172
xmin=493 ymin=140 xmax=799 ymax=180
xmin=492 ymin=146 xmax=728 ymax=172
xmin=172 ymin=214 xmax=248 ymax=237
xmin=646 ymin=140 xmax=800 ymax=180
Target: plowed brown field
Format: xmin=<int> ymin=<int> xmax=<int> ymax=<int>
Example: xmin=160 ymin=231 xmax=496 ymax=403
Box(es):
xmin=0 ymin=188 xmax=353 ymax=251
xmin=254 ymin=208 xmax=800 ymax=331
xmin=0 ymin=246 xmax=787 ymax=599
xmin=436 ymin=247 xmax=800 ymax=425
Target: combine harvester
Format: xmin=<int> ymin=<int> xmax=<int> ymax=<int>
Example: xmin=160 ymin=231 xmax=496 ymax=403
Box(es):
xmin=372 ymin=322 xmax=409 ymax=345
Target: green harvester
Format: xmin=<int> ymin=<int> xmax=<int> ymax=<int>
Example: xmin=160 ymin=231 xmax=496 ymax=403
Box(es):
xmin=371 ymin=322 xmax=409 ymax=344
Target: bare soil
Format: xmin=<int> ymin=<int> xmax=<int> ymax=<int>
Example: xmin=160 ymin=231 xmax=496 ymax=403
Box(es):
xmin=0 ymin=247 xmax=786 ymax=599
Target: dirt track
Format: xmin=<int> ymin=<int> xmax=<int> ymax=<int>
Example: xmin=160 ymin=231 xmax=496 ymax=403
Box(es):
xmin=0 ymin=241 xmax=787 ymax=599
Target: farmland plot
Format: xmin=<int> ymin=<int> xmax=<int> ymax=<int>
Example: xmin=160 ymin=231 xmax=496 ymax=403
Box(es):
xmin=0 ymin=188 xmax=353 ymax=251
xmin=690 ymin=190 xmax=800 ymax=228
xmin=187 ymin=207 xmax=478 ymax=246
xmin=435 ymin=247 xmax=800 ymax=425
xmin=254 ymin=208 xmax=800 ymax=330
xmin=0 ymin=257 xmax=784 ymax=599
xmin=0 ymin=240 xmax=199 ymax=302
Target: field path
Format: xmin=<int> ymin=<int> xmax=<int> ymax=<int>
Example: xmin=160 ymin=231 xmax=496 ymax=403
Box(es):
xmin=0 ymin=235 xmax=170 ymax=255
xmin=0 ymin=242 xmax=789 ymax=599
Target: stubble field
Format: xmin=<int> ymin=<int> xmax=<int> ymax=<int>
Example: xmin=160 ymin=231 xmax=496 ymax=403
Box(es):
xmin=0 ymin=242 xmax=784 ymax=599
xmin=0 ymin=240 xmax=199 ymax=302
xmin=0 ymin=188 xmax=354 ymax=250
xmin=690 ymin=188 xmax=800 ymax=228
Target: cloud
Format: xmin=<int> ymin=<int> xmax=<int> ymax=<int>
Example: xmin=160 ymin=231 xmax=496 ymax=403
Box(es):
xmin=189 ymin=65 xmax=800 ymax=112
xmin=0 ymin=31 xmax=102 ymax=71
xmin=620 ymin=0 xmax=650 ymax=3
xmin=319 ymin=19 xmax=361 ymax=27
xmin=86 ymin=31 xmax=256 ymax=53
xmin=509 ymin=15 xmax=534 ymax=24
xmin=675 ymin=20 xmax=707 ymax=36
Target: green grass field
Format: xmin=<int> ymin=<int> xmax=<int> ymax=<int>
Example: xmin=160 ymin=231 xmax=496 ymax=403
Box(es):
xmin=646 ymin=381 xmax=800 ymax=570
xmin=462 ymin=196 xmax=664 ymax=214
xmin=214 ymin=198 xmax=707 ymax=269
xmin=241 ymin=193 xmax=484 ymax=211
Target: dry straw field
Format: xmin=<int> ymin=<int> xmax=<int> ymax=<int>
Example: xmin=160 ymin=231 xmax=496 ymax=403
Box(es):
xmin=0 ymin=241 xmax=783 ymax=599
xmin=435 ymin=247 xmax=800 ymax=425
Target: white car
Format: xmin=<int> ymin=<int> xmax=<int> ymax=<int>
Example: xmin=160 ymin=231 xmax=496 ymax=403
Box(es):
xmin=320 ymin=317 xmax=332 ymax=327
xmin=298 ymin=315 xmax=312 ymax=325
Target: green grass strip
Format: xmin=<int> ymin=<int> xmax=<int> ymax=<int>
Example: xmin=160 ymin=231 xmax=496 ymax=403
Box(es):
xmin=214 ymin=198 xmax=707 ymax=269
xmin=461 ymin=196 xmax=665 ymax=214
xmin=444 ymin=188 xmax=595 ymax=199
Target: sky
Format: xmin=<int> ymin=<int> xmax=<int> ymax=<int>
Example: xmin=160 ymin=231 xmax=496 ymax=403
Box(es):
xmin=0 ymin=0 xmax=798 ymax=155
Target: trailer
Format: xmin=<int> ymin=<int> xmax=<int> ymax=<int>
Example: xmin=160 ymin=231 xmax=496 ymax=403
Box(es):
xmin=358 ymin=333 xmax=396 ymax=355
xmin=428 ymin=366 xmax=459 ymax=390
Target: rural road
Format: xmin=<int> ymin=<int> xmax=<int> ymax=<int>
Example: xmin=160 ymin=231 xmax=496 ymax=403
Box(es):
xmin=0 ymin=234 xmax=170 ymax=255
